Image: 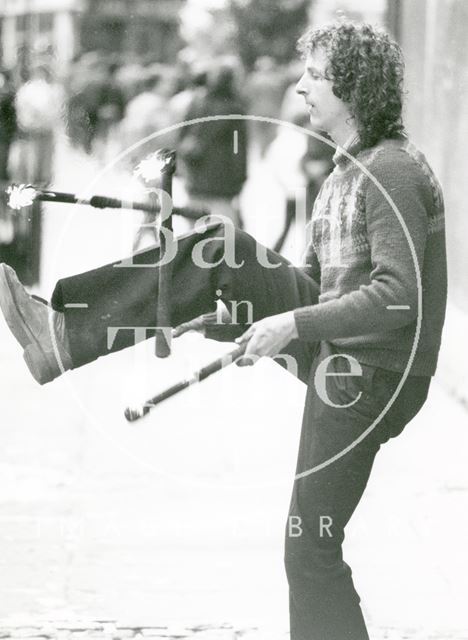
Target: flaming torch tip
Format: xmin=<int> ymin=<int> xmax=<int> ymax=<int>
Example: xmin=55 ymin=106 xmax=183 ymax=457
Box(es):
xmin=6 ymin=184 xmax=38 ymax=210
xmin=133 ymin=149 xmax=176 ymax=183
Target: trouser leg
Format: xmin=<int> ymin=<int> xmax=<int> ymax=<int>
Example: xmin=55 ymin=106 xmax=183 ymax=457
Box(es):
xmin=284 ymin=342 xmax=431 ymax=640
xmin=51 ymin=223 xmax=319 ymax=370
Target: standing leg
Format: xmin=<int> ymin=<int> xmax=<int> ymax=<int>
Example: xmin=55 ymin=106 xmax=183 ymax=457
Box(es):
xmin=285 ymin=342 xmax=431 ymax=640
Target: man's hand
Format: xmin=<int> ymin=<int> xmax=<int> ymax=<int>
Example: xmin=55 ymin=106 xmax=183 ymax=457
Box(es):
xmin=172 ymin=306 xmax=233 ymax=339
xmin=235 ymin=311 xmax=298 ymax=366
xmin=172 ymin=314 xmax=207 ymax=338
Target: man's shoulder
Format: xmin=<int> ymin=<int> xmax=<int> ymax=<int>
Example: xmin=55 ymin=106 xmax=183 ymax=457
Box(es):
xmin=358 ymin=137 xmax=436 ymax=178
xmin=355 ymin=137 xmax=444 ymax=217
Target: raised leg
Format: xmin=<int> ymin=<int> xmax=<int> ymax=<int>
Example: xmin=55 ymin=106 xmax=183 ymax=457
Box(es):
xmin=51 ymin=223 xmax=320 ymax=371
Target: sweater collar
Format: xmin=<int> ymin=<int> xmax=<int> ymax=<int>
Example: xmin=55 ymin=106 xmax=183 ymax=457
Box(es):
xmin=332 ymin=133 xmax=362 ymax=167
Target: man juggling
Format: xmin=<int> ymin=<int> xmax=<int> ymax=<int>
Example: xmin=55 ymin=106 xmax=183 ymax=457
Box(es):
xmin=0 ymin=21 xmax=446 ymax=640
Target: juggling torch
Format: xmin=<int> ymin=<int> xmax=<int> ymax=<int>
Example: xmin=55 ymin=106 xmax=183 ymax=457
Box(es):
xmin=134 ymin=148 xmax=177 ymax=358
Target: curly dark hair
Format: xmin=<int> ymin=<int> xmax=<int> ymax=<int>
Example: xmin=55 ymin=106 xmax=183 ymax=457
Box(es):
xmin=297 ymin=22 xmax=405 ymax=149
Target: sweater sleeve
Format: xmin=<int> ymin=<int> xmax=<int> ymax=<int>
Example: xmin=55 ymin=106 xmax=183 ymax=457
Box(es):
xmin=293 ymin=154 xmax=430 ymax=342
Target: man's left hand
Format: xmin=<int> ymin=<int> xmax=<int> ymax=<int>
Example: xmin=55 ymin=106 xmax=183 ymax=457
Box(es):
xmin=235 ymin=311 xmax=298 ymax=366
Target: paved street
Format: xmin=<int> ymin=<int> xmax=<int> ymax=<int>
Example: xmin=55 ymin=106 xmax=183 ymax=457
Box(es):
xmin=0 ymin=136 xmax=467 ymax=639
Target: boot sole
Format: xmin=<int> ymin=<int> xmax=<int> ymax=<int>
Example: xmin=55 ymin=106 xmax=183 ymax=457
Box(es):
xmin=0 ymin=265 xmax=57 ymax=384
xmin=23 ymin=344 xmax=56 ymax=385
xmin=0 ymin=265 xmax=32 ymax=348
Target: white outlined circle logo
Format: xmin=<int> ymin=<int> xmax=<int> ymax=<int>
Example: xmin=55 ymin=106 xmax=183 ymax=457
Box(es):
xmin=46 ymin=115 xmax=423 ymax=485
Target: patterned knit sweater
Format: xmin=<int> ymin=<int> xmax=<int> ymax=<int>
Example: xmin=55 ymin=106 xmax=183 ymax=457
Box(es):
xmin=294 ymin=135 xmax=447 ymax=376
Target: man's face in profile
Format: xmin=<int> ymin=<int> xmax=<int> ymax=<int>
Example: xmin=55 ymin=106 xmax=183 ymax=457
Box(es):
xmin=296 ymin=47 xmax=352 ymax=135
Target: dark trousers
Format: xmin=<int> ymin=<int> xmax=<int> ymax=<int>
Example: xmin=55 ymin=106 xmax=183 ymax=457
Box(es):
xmin=285 ymin=342 xmax=430 ymax=639
xmin=51 ymin=224 xmax=431 ymax=639
xmin=51 ymin=224 xmax=319 ymax=374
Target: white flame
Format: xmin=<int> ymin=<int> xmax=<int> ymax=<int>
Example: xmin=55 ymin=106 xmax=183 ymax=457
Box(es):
xmin=7 ymin=184 xmax=37 ymax=210
xmin=134 ymin=153 xmax=167 ymax=183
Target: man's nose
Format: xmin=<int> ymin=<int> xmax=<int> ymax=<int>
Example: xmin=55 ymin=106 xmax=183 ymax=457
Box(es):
xmin=296 ymin=76 xmax=306 ymax=96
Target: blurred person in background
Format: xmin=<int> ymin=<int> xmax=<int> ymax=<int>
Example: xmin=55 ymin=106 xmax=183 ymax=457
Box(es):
xmin=122 ymin=68 xmax=175 ymax=252
xmin=178 ymin=59 xmax=248 ymax=226
xmin=66 ymin=54 xmax=108 ymax=154
xmin=245 ymin=56 xmax=288 ymax=157
xmin=15 ymin=64 xmax=63 ymax=184
xmin=121 ymin=70 xmax=165 ymax=152
xmin=115 ymin=55 xmax=146 ymax=105
xmin=94 ymin=61 xmax=126 ymax=162
xmin=0 ymin=69 xmax=17 ymax=263
xmin=66 ymin=60 xmax=91 ymax=152
xmin=164 ymin=65 xmax=208 ymax=147
xmin=121 ymin=64 xmax=178 ymax=157
xmin=0 ymin=69 xmax=17 ymax=183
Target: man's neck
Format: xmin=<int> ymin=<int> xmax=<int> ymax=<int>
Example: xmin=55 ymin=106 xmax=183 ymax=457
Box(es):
xmin=329 ymin=120 xmax=359 ymax=149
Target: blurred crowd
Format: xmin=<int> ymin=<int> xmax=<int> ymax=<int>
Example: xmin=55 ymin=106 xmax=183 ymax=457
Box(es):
xmin=0 ymin=50 xmax=335 ymax=272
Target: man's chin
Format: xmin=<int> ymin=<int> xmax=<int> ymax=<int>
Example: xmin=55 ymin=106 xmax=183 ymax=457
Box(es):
xmin=308 ymin=116 xmax=327 ymax=133
xmin=308 ymin=113 xmax=322 ymax=128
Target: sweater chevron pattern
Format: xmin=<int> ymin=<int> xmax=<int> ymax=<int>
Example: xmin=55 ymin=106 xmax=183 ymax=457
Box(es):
xmin=294 ymin=136 xmax=447 ymax=376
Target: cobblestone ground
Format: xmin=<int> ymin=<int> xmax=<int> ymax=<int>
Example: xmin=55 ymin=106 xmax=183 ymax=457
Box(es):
xmin=0 ymin=620 xmax=277 ymax=640
xmin=0 ymin=620 xmax=467 ymax=639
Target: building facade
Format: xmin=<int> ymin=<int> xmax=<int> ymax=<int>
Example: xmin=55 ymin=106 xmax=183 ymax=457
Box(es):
xmin=0 ymin=0 xmax=183 ymax=74
xmin=386 ymin=0 xmax=468 ymax=404
xmin=391 ymin=0 xmax=468 ymax=315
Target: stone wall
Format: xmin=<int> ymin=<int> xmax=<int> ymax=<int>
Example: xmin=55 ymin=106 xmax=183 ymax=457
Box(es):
xmin=399 ymin=0 xmax=468 ymax=314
